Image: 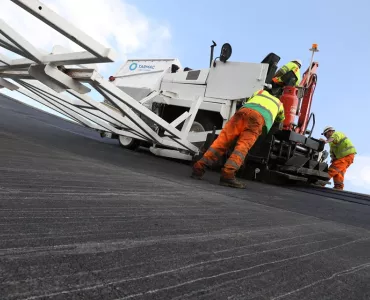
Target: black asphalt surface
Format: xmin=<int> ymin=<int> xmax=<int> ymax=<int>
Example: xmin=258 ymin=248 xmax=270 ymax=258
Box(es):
xmin=0 ymin=94 xmax=370 ymax=300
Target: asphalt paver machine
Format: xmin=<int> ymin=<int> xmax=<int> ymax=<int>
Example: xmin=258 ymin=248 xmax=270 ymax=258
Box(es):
xmin=0 ymin=0 xmax=330 ymax=185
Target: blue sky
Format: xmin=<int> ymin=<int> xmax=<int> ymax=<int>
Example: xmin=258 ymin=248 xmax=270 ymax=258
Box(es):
xmin=1 ymin=0 xmax=369 ymax=194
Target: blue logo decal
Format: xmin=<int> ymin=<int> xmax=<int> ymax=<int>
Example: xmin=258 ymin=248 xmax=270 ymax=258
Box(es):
xmin=129 ymin=62 xmax=138 ymax=70
xmin=129 ymin=62 xmax=155 ymax=71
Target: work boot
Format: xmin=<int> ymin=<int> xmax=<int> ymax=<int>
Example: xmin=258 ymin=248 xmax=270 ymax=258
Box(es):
xmin=190 ymin=168 xmax=205 ymax=180
xmin=191 ymin=172 xmax=203 ymax=180
xmin=219 ymin=177 xmax=247 ymax=189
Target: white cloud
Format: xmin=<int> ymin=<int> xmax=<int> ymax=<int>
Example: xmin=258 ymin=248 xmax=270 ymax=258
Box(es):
xmin=0 ymin=0 xmax=174 ymax=125
xmin=0 ymin=0 xmax=173 ymax=74
xmin=344 ymin=154 xmax=370 ymax=193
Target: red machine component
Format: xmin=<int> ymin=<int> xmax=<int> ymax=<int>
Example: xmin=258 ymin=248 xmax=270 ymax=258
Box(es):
xmin=295 ymin=62 xmax=318 ymax=135
xmin=280 ymin=86 xmax=299 ymax=130
xmin=277 ymin=61 xmax=318 ymax=134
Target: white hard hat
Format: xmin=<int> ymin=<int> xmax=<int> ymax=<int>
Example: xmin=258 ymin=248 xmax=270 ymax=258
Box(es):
xmin=293 ymin=59 xmax=302 ymax=66
xmin=321 ymin=125 xmax=335 ymax=135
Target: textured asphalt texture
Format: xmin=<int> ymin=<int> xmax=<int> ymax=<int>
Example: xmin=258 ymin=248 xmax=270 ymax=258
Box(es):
xmin=1 ymin=94 xmax=370 ymax=300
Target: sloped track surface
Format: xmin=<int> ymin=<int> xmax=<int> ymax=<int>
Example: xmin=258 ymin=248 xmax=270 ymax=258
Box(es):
xmin=0 ymin=95 xmax=370 ymax=300
xmin=287 ymin=185 xmax=370 ymax=206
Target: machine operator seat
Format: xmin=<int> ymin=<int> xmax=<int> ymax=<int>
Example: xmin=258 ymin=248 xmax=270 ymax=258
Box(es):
xmin=261 ymin=53 xmax=281 ymax=85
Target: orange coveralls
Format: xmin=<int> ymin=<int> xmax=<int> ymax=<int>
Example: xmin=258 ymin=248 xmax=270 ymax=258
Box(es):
xmin=192 ymin=107 xmax=265 ymax=180
xmin=328 ymin=154 xmax=355 ymax=190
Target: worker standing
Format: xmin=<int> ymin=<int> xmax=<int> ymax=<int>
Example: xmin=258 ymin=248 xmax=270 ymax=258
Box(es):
xmin=272 ymin=59 xmax=302 ymax=88
xmin=320 ymin=126 xmax=357 ymax=190
xmin=191 ymin=89 xmax=285 ymax=188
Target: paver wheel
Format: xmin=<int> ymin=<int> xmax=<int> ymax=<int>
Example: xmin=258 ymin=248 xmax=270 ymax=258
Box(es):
xmin=118 ymin=135 xmax=140 ymax=150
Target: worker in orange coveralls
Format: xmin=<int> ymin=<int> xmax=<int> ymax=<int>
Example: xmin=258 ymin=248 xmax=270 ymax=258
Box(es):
xmin=191 ymin=89 xmax=285 ymax=188
xmin=320 ymin=126 xmax=357 ymax=190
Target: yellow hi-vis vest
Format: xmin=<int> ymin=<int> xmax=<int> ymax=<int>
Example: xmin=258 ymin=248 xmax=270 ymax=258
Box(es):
xmin=274 ymin=61 xmax=301 ymax=86
xmin=329 ymin=131 xmax=357 ymax=159
xmin=242 ymin=90 xmax=285 ymax=133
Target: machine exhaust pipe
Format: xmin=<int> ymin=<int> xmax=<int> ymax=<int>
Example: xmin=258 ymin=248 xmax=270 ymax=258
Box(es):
xmin=209 ymin=41 xmax=217 ymax=68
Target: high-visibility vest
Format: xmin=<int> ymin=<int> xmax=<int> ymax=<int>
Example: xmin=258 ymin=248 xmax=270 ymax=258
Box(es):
xmin=242 ymin=90 xmax=285 ymax=132
xmin=329 ymin=131 xmax=357 ymax=159
xmin=273 ymin=61 xmax=301 ymax=86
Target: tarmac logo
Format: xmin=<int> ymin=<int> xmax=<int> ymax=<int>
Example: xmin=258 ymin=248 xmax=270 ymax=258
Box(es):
xmin=129 ymin=62 xmax=155 ymax=71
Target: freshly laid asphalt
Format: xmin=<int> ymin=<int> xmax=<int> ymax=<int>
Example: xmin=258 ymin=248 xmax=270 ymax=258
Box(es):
xmin=0 ymin=94 xmax=370 ymax=300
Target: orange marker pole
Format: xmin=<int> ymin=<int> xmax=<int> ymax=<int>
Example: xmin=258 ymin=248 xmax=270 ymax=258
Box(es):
xmin=306 ymin=43 xmax=319 ymax=86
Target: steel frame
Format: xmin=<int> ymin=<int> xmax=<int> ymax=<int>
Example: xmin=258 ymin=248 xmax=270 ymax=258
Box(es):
xmin=0 ymin=0 xmax=202 ymax=156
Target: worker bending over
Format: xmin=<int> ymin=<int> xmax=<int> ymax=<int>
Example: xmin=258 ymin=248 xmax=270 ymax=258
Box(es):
xmin=191 ymin=89 xmax=285 ymax=188
xmin=272 ymin=59 xmax=302 ymax=88
xmin=320 ymin=126 xmax=357 ymax=190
